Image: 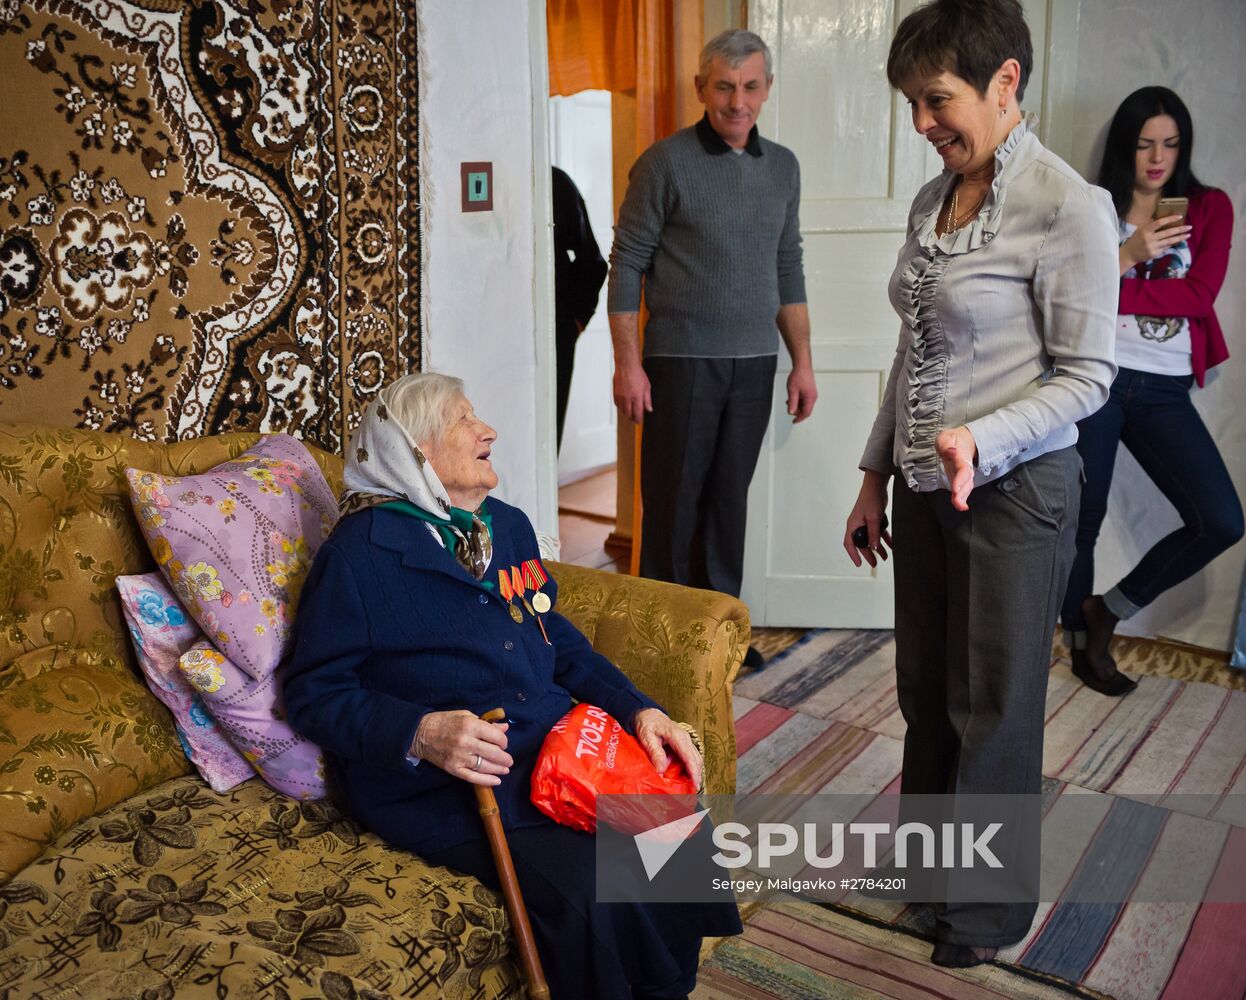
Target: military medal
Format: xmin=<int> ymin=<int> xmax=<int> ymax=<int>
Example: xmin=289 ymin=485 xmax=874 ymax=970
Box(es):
xmin=511 ymin=566 xmax=536 ymax=617
xmin=523 ymin=560 xmax=552 ymax=613
xmin=512 ymin=563 xmax=551 ymax=644
xmin=498 ymin=569 xmax=524 ymax=623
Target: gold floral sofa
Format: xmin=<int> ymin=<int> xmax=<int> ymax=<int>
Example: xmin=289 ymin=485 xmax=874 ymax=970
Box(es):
xmin=0 ymin=423 xmax=748 ymax=999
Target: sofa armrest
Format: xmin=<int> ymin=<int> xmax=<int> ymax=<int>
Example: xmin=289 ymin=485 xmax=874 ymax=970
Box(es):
xmin=546 ymin=562 xmax=748 ymax=797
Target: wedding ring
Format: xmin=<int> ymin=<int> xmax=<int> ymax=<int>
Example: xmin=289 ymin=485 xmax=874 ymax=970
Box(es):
xmin=474 ymin=754 xmax=482 ymax=770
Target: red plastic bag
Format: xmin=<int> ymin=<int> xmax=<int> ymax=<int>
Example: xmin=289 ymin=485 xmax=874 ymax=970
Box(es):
xmin=530 ymin=704 xmax=698 ymax=834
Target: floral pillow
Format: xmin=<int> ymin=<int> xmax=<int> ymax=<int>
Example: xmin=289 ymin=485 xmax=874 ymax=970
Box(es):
xmin=178 ymin=640 xmax=327 ymax=800
xmin=126 ymin=435 xmax=339 ymax=681
xmin=116 ymin=573 xmax=256 ymax=793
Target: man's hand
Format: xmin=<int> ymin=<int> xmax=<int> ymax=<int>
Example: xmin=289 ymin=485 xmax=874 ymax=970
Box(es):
xmin=787 ymin=364 xmax=817 ymax=423
xmin=776 ymin=303 xmax=815 ymax=424
xmin=412 ymin=710 xmax=512 ymax=787
xmin=633 ymin=708 xmax=703 ymax=789
xmin=613 ymin=360 xmax=652 ymax=425
xmin=936 ymin=425 xmax=977 ymax=511
xmin=608 ymin=311 xmax=652 ymax=424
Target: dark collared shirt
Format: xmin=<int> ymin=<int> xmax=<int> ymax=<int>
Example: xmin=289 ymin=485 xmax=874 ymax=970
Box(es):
xmin=694 ymin=113 xmax=763 ymax=157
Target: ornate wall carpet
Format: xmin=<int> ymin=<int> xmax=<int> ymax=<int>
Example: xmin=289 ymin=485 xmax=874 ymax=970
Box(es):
xmin=0 ymin=0 xmax=420 ymax=453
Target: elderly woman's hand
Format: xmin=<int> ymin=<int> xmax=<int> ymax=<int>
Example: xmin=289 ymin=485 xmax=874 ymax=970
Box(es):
xmin=413 ymin=710 xmax=513 ymax=787
xmin=632 ymin=708 xmax=703 ymax=789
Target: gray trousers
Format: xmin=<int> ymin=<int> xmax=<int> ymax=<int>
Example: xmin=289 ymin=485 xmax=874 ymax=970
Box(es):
xmin=892 ymin=446 xmax=1080 ymax=945
xmin=640 ymin=355 xmax=776 ymax=597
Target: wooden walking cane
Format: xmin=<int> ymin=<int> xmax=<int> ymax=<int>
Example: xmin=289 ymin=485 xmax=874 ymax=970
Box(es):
xmin=475 ymin=708 xmax=550 ymax=1000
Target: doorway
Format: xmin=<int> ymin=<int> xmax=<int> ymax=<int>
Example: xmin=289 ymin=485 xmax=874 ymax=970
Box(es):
xmin=549 ymin=90 xmax=618 ymax=486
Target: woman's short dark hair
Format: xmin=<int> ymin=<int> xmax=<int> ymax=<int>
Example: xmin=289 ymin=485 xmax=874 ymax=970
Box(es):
xmin=887 ymin=0 xmax=1033 ymax=102
xmin=1097 ymin=86 xmax=1205 ymax=217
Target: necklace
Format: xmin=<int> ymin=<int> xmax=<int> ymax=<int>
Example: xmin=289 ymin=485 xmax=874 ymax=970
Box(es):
xmin=942 ymin=182 xmax=986 ymax=235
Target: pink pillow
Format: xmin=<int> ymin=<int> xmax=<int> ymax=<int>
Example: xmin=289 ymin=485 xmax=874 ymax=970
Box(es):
xmin=178 ymin=640 xmax=327 ymax=800
xmin=116 ymin=574 xmax=255 ymax=793
xmin=126 ymin=435 xmax=339 ymax=682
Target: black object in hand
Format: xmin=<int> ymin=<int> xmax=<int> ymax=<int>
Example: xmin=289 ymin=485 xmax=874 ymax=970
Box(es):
xmin=852 ymin=514 xmax=888 ymax=549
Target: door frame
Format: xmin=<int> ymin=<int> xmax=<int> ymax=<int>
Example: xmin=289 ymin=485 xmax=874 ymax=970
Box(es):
xmin=528 ymin=0 xmax=558 ymax=535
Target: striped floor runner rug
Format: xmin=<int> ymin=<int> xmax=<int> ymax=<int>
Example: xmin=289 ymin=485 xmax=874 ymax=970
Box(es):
xmin=692 ymin=630 xmax=1246 ymax=1000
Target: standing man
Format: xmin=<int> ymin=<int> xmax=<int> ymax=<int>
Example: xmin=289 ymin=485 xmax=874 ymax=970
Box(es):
xmin=608 ymin=29 xmax=815 ymax=668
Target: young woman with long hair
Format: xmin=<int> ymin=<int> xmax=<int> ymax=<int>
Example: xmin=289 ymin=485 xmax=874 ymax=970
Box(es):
xmin=1061 ymin=86 xmax=1242 ymax=695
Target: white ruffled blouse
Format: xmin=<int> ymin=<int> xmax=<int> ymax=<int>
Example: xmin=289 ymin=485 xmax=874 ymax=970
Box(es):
xmin=859 ymin=116 xmax=1120 ymax=492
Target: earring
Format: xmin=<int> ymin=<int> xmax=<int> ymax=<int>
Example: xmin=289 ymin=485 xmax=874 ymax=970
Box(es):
xmin=1000 ymin=107 xmax=1007 ymax=117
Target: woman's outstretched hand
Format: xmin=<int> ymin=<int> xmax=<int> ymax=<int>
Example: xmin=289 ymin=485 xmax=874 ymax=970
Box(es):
xmin=936 ymin=425 xmax=977 ymax=511
xmin=633 ymin=708 xmax=703 ymax=789
xmin=844 ymin=470 xmax=892 ymax=567
xmin=413 ymin=710 xmax=512 ymax=786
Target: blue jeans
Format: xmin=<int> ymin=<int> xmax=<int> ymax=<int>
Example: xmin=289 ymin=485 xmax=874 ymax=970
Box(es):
xmin=1061 ymin=368 xmax=1244 ymax=632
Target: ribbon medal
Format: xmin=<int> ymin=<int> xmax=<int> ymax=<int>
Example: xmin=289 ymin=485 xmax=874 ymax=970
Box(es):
xmin=523 ymin=559 xmax=551 ymax=614
xmin=510 ymin=566 xmax=534 ymax=616
xmin=511 ymin=563 xmax=550 ymax=644
xmin=497 ymin=568 xmax=523 ymax=623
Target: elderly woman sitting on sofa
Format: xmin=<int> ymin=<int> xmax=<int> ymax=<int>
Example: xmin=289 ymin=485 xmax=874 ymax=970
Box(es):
xmin=283 ymin=372 xmax=741 ymax=1000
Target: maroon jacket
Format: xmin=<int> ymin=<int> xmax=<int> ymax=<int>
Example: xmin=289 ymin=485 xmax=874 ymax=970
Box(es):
xmin=1118 ymin=186 xmax=1234 ymax=386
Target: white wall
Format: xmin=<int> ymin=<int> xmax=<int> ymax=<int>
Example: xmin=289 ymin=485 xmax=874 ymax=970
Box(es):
xmin=1067 ymin=0 xmax=1246 ymax=650
xmin=419 ymin=0 xmax=556 ymax=530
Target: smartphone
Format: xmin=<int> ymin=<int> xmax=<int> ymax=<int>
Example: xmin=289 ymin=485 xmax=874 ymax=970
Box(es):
xmin=1154 ymin=196 xmax=1189 ymax=227
xmin=852 ymin=514 xmax=888 ymax=549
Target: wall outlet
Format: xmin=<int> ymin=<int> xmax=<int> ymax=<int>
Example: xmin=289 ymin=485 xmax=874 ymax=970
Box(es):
xmin=461 ymin=161 xmax=493 ymax=212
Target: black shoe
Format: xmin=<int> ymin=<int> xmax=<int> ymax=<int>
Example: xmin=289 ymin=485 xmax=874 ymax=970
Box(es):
xmin=930 ymin=943 xmax=997 ymax=968
xmin=1071 ymin=650 xmax=1137 ymax=697
xmin=742 ymin=645 xmax=765 ymax=671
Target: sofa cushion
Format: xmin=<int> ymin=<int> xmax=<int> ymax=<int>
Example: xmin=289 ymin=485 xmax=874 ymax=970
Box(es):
xmin=0 ymin=775 xmax=523 ymax=999
xmin=0 ymin=651 xmax=191 ymax=885
xmin=0 ymin=423 xmax=343 ymax=679
xmin=178 ymin=639 xmax=327 ymax=800
xmin=116 ymin=573 xmax=255 ymax=793
xmin=126 ymin=434 xmax=339 ymax=681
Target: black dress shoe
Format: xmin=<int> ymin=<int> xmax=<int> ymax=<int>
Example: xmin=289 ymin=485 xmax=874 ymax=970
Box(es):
xmin=1071 ymin=650 xmax=1137 ymax=697
xmin=742 ymin=645 xmax=765 ymax=671
xmin=930 ymin=943 xmax=997 ymax=968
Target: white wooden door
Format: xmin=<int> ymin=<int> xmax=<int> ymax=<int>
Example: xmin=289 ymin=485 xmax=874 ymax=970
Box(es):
xmin=549 ymin=91 xmax=618 ymax=482
xmin=741 ymin=0 xmax=1082 ymax=626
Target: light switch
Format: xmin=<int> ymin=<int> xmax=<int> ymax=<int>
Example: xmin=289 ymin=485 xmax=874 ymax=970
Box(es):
xmin=461 ymin=161 xmax=493 ymax=212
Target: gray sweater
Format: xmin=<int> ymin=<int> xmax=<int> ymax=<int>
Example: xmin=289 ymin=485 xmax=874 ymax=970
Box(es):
xmin=607 ymin=116 xmax=806 ymax=358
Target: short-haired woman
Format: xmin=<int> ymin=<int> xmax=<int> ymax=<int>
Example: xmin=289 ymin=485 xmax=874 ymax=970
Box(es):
xmin=844 ymin=0 xmax=1119 ymax=967
xmin=1060 ymin=87 xmax=1242 ymax=695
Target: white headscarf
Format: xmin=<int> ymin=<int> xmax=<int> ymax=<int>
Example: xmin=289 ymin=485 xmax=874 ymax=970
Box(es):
xmin=339 ymin=384 xmax=493 ymax=579
xmin=343 ymin=390 xmax=453 ymax=516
